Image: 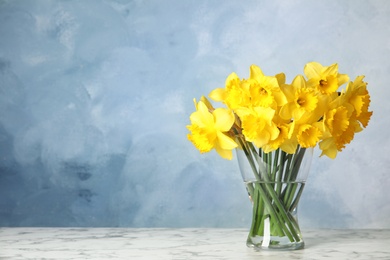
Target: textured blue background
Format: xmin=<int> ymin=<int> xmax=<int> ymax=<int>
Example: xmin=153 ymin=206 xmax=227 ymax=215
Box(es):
xmin=0 ymin=0 xmax=389 ymax=228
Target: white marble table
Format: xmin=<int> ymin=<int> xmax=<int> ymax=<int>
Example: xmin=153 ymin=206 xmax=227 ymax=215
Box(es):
xmin=0 ymin=228 xmax=389 ymax=259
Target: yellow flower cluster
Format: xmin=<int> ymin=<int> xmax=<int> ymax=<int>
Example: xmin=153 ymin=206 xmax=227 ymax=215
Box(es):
xmin=187 ymin=62 xmax=372 ymax=160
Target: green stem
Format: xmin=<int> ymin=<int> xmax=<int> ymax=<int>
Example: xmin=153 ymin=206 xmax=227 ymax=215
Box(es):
xmin=272 ymin=149 xmax=280 ymax=182
xmin=245 ymin=143 xmax=302 ymax=242
xmin=289 ymin=183 xmax=305 ymax=212
xmin=283 ymin=154 xmax=293 ymax=182
xmin=283 ymin=147 xmax=307 ymax=209
xmin=275 ymin=150 xmax=286 ymax=195
xmin=250 ymin=182 xmax=287 ymax=238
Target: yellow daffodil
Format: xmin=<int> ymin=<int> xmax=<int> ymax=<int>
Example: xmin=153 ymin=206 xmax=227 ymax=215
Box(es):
xmin=324 ymin=106 xmax=351 ymax=137
xmin=304 ymin=62 xmax=349 ymax=95
xmin=261 ymin=112 xmax=295 ymax=153
xmin=249 ymin=65 xmax=287 ymax=108
xmin=237 ymin=106 xmax=279 ymax=148
xmin=280 ymin=75 xmax=319 ymax=121
xmin=209 ymin=72 xmax=251 ymax=110
xmin=318 ymin=103 xmax=360 ymax=158
xmin=296 ymin=123 xmax=322 ymax=148
xmin=342 ymin=76 xmax=373 ymax=128
xmin=187 ymin=99 xmax=238 ymax=159
xmin=262 ymin=123 xmax=290 ymax=153
xmin=319 ymin=120 xmax=357 ymax=159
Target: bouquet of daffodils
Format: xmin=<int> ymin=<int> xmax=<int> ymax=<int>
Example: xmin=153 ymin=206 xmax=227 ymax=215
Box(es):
xmin=187 ymin=62 xmax=372 ymax=160
xmin=186 ymin=62 xmax=372 ymax=249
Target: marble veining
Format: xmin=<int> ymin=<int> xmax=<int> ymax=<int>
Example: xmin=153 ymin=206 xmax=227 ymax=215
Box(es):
xmin=0 ymin=228 xmax=389 ymax=259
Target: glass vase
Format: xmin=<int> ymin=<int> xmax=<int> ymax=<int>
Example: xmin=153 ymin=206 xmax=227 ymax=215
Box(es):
xmin=236 ymin=143 xmax=313 ymax=250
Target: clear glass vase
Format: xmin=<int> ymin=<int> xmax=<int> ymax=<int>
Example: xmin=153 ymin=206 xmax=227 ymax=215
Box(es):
xmin=237 ymin=144 xmax=313 ymax=250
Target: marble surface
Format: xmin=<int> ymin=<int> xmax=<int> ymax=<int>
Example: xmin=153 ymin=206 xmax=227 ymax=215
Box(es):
xmin=0 ymin=228 xmax=389 ymax=259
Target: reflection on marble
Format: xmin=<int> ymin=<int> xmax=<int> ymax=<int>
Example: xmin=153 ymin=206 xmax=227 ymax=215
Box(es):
xmin=0 ymin=228 xmax=389 ymax=259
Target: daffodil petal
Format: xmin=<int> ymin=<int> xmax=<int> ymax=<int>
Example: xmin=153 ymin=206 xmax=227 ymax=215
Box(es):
xmin=337 ymin=73 xmax=349 ymax=86
xmin=209 ymin=88 xmax=226 ymax=102
xmin=214 ymin=108 xmax=234 ymax=132
xmin=216 ymin=131 xmax=238 ymax=150
xmin=190 ymin=101 xmax=213 ymax=127
xmin=304 ymin=62 xmax=322 ymax=79
xmin=280 ymin=141 xmax=298 ymax=154
xmin=214 ymin=146 xmax=233 ymax=160
xmin=249 ymin=64 xmax=264 ymax=80
xmin=319 ymin=138 xmax=338 ymax=159
xmin=323 ymin=63 xmax=338 ymax=76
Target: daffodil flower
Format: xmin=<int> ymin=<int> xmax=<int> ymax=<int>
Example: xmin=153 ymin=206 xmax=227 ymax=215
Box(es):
xmin=262 ymin=123 xmax=290 ymax=153
xmin=304 ymin=62 xmax=349 ymax=94
xmin=209 ymin=72 xmax=251 ymax=110
xmin=318 ymin=105 xmax=356 ymax=158
xmin=319 ymin=122 xmax=356 ymax=159
xmin=248 ymin=65 xmax=287 ymax=108
xmin=324 ymin=106 xmax=351 ymax=137
xmin=296 ymin=123 xmax=323 ymax=148
xmin=342 ymin=76 xmax=373 ymax=128
xmin=280 ymin=75 xmax=319 ymax=121
xmin=236 ymin=106 xmax=279 ymax=148
xmin=187 ymin=99 xmax=238 ymax=160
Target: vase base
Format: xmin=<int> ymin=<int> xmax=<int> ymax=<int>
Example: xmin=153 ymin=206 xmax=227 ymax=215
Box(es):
xmin=246 ymin=237 xmax=304 ymax=251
